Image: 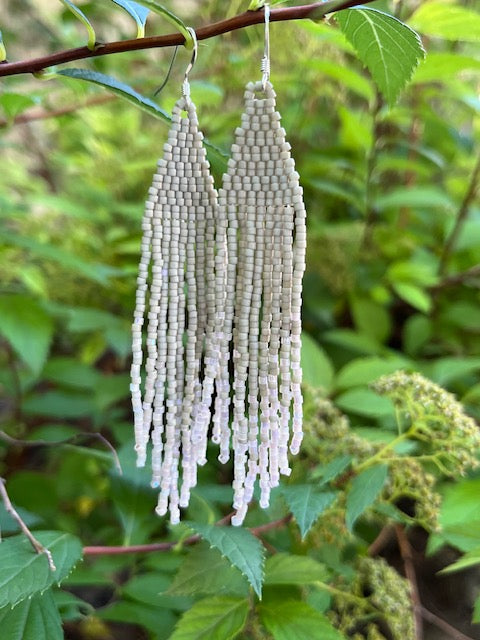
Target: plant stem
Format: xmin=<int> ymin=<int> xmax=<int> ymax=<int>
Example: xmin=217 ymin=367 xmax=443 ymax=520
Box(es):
xmin=0 ymin=0 xmax=377 ymax=78
xmin=83 ymin=513 xmax=291 ymax=555
xmin=0 ymin=477 xmax=56 ymax=571
xmin=354 ymin=430 xmax=413 ymax=472
xmin=395 ymin=524 xmax=423 ymax=640
xmin=438 ymin=151 xmax=480 ymax=276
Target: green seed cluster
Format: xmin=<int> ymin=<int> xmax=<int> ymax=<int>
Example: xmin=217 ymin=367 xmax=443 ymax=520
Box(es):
xmin=331 ymin=557 xmax=415 ymax=640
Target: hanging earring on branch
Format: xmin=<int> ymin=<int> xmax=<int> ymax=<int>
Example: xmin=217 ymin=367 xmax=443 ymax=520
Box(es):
xmin=217 ymin=4 xmax=307 ymax=526
xmin=130 ymin=29 xmax=220 ymax=524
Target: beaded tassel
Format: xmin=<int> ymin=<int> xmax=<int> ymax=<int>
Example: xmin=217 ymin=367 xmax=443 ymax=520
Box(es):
xmin=217 ymin=80 xmax=307 ymax=526
xmin=131 ymin=86 xmax=219 ymax=524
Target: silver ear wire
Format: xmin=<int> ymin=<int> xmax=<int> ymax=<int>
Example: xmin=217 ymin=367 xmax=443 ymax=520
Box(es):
xmin=261 ymin=4 xmax=270 ymax=90
xmin=183 ymin=27 xmax=198 ymax=98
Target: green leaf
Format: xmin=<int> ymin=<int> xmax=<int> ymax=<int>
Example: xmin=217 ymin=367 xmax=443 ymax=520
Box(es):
xmin=0 ymin=30 xmax=6 ymax=62
xmin=0 ymin=93 xmax=37 ymax=120
xmin=375 ymin=186 xmax=454 ymax=210
xmin=60 ymin=0 xmax=96 ymax=50
xmin=185 ymin=523 xmax=265 ymax=598
xmin=335 ymin=356 xmax=408 ymax=390
xmin=335 ymin=388 xmax=393 ymax=418
xmin=170 ymin=596 xmax=249 ymax=640
xmin=1 ymin=230 xmax=121 ymax=284
xmin=409 ymin=0 xmax=480 ymax=42
xmin=56 ymin=69 xmax=227 ymax=164
xmin=0 ymin=503 xmax=42 ymax=535
xmin=111 ymin=0 xmax=149 ymax=38
xmin=301 ymin=332 xmax=334 ymax=391
xmin=0 ymin=531 xmax=83 ymax=608
xmin=281 ymin=486 xmax=337 ymax=539
xmin=0 ymin=294 xmax=53 ymax=377
xmin=440 ymin=547 xmax=480 ymax=574
xmin=22 ymin=391 xmax=94 ymax=418
xmin=0 ymin=589 xmax=63 ymax=640
xmin=392 ymin=282 xmax=431 ymax=313
xmin=474 ymin=595 xmax=480 ymax=624
xmin=168 ymin=545 xmax=248 ymax=597
xmin=57 ymin=68 xmax=170 ymax=123
xmin=428 ymin=357 xmax=480 ymax=386
xmin=98 ymin=600 xmax=176 ymax=638
xmin=312 ymin=455 xmax=353 ymax=485
xmin=336 ymin=8 xmax=425 ymax=105
xmin=43 ymin=357 xmax=99 ymax=389
xmin=346 ymin=464 xmax=388 ymax=531
xmin=350 ymin=296 xmax=391 ymax=343
xmin=121 ymin=573 xmax=191 ymax=611
xmin=414 ymin=52 xmax=480 ymax=83
xmin=259 ymin=600 xmax=346 ymax=640
xmin=264 ymin=553 xmax=327 ymax=585
xmin=130 ymin=0 xmax=193 ymax=48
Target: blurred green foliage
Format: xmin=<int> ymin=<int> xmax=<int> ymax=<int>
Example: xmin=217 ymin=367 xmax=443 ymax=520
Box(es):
xmin=1 ymin=0 xmax=480 ymax=639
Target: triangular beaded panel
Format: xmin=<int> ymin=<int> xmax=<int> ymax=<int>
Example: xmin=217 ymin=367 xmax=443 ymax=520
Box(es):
xmin=131 ymin=96 xmax=218 ymax=524
xmin=217 ymin=80 xmax=307 ymax=525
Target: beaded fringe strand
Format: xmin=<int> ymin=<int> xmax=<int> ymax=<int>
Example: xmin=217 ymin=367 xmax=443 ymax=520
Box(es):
xmin=131 ymin=93 xmax=219 ymax=524
xmin=216 ymin=80 xmax=307 ymax=525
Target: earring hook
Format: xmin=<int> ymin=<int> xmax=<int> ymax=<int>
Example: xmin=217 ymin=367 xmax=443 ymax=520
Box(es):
xmin=183 ymin=27 xmax=198 ymax=98
xmin=261 ymin=4 xmax=270 ymax=90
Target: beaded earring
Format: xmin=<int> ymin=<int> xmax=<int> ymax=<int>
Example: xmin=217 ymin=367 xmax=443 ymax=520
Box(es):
xmin=217 ymin=5 xmax=307 ymax=526
xmin=130 ymin=29 xmax=220 ymax=524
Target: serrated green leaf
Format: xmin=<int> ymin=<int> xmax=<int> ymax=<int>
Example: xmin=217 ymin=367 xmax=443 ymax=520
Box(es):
xmin=168 ymin=545 xmax=248 ymax=597
xmin=60 ymin=0 xmax=96 ymax=50
xmin=281 ymin=486 xmax=337 ymax=539
xmin=313 ymin=455 xmax=353 ymax=485
xmin=336 ymin=8 xmax=425 ymax=105
xmin=170 ymin=596 xmax=248 ymax=640
xmin=0 ymin=589 xmax=62 ymax=640
xmin=0 ymin=30 xmax=6 ymax=62
xmin=301 ymin=332 xmax=334 ymax=391
xmin=264 ymin=553 xmax=327 ymax=585
xmin=409 ymin=0 xmax=480 ymax=42
xmin=185 ymin=522 xmax=265 ymax=598
xmin=346 ymin=465 xmax=388 ymax=531
xmin=131 ymin=0 xmax=192 ymax=47
xmin=0 ymin=294 xmax=53 ymax=377
xmin=0 ymin=531 xmax=83 ymax=608
xmin=259 ymin=600 xmax=346 ymax=640
xmin=111 ymin=0 xmax=149 ymax=38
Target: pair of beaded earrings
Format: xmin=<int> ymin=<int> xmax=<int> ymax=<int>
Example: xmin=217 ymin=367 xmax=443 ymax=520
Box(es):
xmin=130 ymin=7 xmax=307 ymax=526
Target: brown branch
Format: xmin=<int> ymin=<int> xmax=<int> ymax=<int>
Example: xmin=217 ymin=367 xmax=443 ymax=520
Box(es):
xmin=0 ymin=477 xmax=56 ymax=571
xmin=0 ymin=0 xmax=376 ymax=79
xmin=83 ymin=512 xmax=292 ymax=556
xmin=438 ymin=152 xmax=480 ymax=276
xmin=431 ymin=263 xmax=480 ymax=292
xmin=0 ymin=430 xmax=122 ymax=476
xmin=0 ymin=94 xmax=115 ymax=128
xmin=419 ymin=605 xmax=476 ymax=640
xmin=395 ymin=524 xmax=423 ymax=640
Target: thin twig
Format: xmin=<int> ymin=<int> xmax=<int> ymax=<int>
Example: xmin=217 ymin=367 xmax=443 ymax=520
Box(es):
xmin=0 ymin=94 xmax=115 ymax=128
xmin=0 ymin=0 xmax=376 ymax=78
xmin=419 ymin=605 xmax=475 ymax=640
xmin=0 ymin=430 xmax=122 ymax=476
xmin=0 ymin=478 xmax=56 ymax=571
xmin=83 ymin=512 xmax=291 ymax=556
xmin=438 ymin=152 xmax=480 ymax=276
xmin=430 ymin=263 xmax=480 ymax=292
xmin=368 ymin=524 xmax=394 ymax=557
xmin=395 ymin=524 xmax=423 ymax=640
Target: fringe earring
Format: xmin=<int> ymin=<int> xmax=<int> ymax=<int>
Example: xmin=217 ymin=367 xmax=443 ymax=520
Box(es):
xmin=130 ymin=29 xmax=219 ymax=524
xmin=217 ymin=5 xmax=307 ymax=526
